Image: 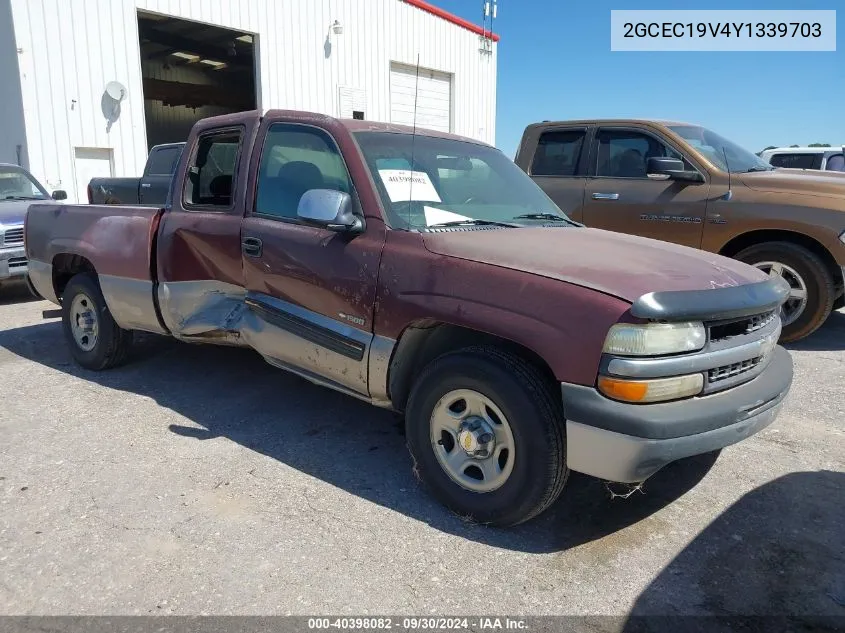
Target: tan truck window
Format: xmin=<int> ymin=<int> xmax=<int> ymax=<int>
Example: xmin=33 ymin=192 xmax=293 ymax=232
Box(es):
xmin=530 ymin=131 xmax=585 ymax=176
xmin=595 ymin=130 xmax=687 ymax=178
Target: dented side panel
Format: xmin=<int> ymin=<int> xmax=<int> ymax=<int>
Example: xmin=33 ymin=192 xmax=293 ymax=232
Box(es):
xmin=157 ymin=279 xmax=247 ymax=344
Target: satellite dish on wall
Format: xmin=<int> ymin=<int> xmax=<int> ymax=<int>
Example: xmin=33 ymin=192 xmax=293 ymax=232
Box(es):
xmin=101 ymin=81 xmax=127 ymax=132
xmin=105 ymin=81 xmax=127 ymax=101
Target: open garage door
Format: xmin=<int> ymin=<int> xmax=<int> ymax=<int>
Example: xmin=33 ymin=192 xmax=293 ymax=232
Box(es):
xmin=137 ymin=12 xmax=257 ymax=150
xmin=390 ymin=64 xmax=452 ymax=133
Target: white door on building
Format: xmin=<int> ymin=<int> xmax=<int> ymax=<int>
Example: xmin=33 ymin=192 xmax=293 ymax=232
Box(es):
xmin=390 ymin=64 xmax=452 ymax=133
xmin=73 ymin=148 xmax=113 ymax=203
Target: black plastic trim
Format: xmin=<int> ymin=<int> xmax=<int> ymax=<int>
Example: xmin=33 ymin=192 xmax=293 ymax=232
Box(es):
xmin=245 ymin=297 xmax=366 ymax=361
xmin=630 ymin=277 xmax=790 ymax=322
xmin=561 ymin=346 xmax=793 ymax=440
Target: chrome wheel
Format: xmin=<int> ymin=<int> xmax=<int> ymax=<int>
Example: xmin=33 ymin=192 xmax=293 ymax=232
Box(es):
xmin=430 ymin=389 xmax=515 ymax=493
xmin=754 ymin=261 xmax=808 ymax=326
xmin=69 ymin=293 xmax=99 ymax=352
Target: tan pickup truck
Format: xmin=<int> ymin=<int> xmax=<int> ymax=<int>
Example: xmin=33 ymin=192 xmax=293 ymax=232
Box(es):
xmin=515 ymin=120 xmax=845 ymax=342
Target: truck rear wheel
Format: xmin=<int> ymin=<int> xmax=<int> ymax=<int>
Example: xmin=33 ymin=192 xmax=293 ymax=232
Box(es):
xmin=61 ymin=273 xmax=133 ymax=370
xmin=405 ymin=346 xmax=568 ymax=527
xmin=736 ymin=242 xmax=834 ymax=343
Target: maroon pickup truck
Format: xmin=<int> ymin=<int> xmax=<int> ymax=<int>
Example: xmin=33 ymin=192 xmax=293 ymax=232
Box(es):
xmin=25 ymin=110 xmax=793 ymax=526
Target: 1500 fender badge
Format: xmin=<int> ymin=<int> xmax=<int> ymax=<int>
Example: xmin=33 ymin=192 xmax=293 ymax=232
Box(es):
xmin=338 ymin=312 xmax=366 ymax=326
xmin=639 ymin=214 xmax=702 ymax=224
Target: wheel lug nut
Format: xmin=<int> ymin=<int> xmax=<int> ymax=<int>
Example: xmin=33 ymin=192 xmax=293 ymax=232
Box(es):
xmin=478 ymin=433 xmax=493 ymax=444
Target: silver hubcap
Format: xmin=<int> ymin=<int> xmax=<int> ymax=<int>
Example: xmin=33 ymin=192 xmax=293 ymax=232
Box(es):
xmin=69 ymin=293 xmax=99 ymax=352
xmin=430 ymin=389 xmax=515 ymax=493
xmin=753 ymin=261 xmax=808 ymax=326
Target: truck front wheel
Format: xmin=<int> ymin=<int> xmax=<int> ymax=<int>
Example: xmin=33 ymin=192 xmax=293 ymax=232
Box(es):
xmin=61 ymin=273 xmax=133 ymax=370
xmin=736 ymin=242 xmax=834 ymax=343
xmin=405 ymin=346 xmax=568 ymax=527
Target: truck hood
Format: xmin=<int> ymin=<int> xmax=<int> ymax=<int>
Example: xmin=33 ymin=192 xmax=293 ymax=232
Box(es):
xmin=0 ymin=199 xmax=36 ymax=226
xmin=739 ymin=169 xmax=845 ymax=200
xmin=422 ymin=226 xmax=767 ymax=303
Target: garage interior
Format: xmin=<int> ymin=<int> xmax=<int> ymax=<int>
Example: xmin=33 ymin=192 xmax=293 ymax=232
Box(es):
xmin=136 ymin=12 xmax=257 ymax=150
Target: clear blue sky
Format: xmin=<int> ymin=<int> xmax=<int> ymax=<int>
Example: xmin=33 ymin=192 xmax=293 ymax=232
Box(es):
xmin=433 ymin=0 xmax=844 ymax=156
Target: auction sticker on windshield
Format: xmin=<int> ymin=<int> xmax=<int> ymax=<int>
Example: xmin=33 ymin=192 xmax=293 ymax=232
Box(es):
xmin=423 ymin=206 xmax=472 ymax=226
xmin=378 ymin=170 xmax=441 ymax=203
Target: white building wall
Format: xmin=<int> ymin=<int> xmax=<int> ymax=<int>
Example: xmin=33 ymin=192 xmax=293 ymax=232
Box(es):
xmin=0 ymin=0 xmax=29 ymax=166
xmin=7 ymin=0 xmax=497 ymax=202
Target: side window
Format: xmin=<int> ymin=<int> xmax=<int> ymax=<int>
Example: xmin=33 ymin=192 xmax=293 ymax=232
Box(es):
xmin=530 ymin=130 xmax=585 ymax=176
xmin=145 ymin=146 xmax=181 ymax=177
xmin=255 ymin=124 xmax=352 ymax=220
xmin=770 ymin=153 xmax=818 ymax=169
xmin=595 ymin=130 xmax=690 ymax=178
xmin=184 ymin=131 xmax=241 ymax=207
xmin=825 ymin=154 xmax=845 ymax=172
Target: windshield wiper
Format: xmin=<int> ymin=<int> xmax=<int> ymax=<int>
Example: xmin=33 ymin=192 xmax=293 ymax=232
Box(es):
xmin=427 ymin=219 xmax=519 ymax=228
xmin=3 ymin=195 xmax=43 ymax=200
xmin=743 ymin=166 xmax=773 ymax=173
xmin=512 ymin=213 xmax=568 ymax=222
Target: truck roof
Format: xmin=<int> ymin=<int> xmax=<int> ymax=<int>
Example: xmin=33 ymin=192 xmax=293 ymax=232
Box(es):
xmin=526 ymin=118 xmax=695 ymax=128
xmin=189 ymin=108 xmax=489 ymax=148
xmin=337 ymin=117 xmax=488 ymax=146
xmin=760 ymin=146 xmax=844 ymax=154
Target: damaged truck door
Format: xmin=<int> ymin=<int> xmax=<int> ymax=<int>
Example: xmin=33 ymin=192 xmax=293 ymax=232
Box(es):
xmin=238 ymin=118 xmax=386 ymax=399
xmin=155 ymin=119 xmax=257 ymax=342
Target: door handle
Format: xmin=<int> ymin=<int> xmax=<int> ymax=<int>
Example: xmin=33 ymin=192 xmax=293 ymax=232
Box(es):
xmin=242 ymin=237 xmax=263 ymax=257
xmin=592 ymin=192 xmax=620 ymax=200
xmin=140 ymin=183 xmax=152 ymax=188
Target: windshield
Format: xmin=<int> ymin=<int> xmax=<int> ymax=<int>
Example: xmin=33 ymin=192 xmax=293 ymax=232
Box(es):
xmin=354 ymin=132 xmax=572 ymax=230
xmin=668 ymin=125 xmax=773 ymax=174
xmin=0 ymin=166 xmax=49 ymax=200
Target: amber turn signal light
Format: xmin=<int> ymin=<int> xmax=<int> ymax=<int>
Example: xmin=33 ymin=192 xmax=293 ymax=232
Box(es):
xmin=597 ymin=374 xmax=704 ymax=404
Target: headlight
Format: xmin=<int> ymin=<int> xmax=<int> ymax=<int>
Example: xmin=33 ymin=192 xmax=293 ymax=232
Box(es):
xmin=598 ymin=373 xmax=704 ymax=403
xmin=603 ymin=322 xmax=706 ymax=356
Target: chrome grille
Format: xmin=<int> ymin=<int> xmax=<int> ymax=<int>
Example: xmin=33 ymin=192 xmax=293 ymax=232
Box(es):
xmin=3 ymin=227 xmax=24 ymax=246
xmin=709 ymin=356 xmax=763 ymax=383
xmin=746 ymin=311 xmax=776 ymax=334
xmin=708 ymin=310 xmax=778 ymax=343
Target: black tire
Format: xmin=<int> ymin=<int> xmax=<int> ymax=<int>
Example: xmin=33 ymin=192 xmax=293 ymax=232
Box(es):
xmin=735 ymin=241 xmax=835 ymax=343
xmin=61 ymin=273 xmax=133 ymax=370
xmin=405 ymin=346 xmax=568 ymax=527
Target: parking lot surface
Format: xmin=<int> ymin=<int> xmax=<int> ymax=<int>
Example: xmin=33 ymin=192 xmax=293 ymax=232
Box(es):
xmin=1 ymin=289 xmax=843 ymax=619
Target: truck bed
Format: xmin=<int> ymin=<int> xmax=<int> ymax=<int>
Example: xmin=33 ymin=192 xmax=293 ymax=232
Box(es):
xmin=25 ymin=202 xmax=167 ymax=334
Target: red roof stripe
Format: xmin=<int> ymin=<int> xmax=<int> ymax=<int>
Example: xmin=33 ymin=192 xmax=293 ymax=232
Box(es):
xmin=403 ymin=0 xmax=500 ymax=42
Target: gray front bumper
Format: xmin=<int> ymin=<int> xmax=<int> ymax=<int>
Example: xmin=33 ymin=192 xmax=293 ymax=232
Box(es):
xmin=0 ymin=245 xmax=27 ymax=281
xmin=563 ymin=346 xmax=793 ymax=483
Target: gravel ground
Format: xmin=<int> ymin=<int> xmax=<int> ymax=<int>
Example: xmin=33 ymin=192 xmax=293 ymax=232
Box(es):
xmin=0 ymin=286 xmax=843 ymax=620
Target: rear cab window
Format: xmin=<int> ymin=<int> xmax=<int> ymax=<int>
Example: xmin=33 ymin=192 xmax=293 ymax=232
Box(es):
xmin=145 ymin=145 xmax=183 ymax=177
xmin=183 ymin=130 xmax=243 ymax=209
xmin=530 ymin=130 xmax=585 ymax=176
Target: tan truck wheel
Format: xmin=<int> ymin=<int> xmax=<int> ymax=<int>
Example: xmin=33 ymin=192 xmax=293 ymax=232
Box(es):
xmin=736 ymin=242 xmax=834 ymax=343
xmin=61 ymin=273 xmax=133 ymax=370
xmin=405 ymin=346 xmax=568 ymax=527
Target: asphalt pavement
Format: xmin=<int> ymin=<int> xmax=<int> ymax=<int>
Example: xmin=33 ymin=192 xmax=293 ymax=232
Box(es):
xmin=0 ymin=287 xmax=843 ymax=620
